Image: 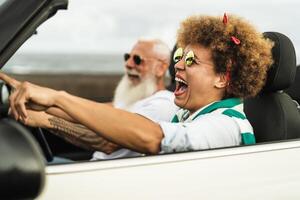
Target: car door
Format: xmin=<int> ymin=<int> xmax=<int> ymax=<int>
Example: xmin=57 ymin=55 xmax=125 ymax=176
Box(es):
xmin=41 ymin=140 xmax=300 ymax=200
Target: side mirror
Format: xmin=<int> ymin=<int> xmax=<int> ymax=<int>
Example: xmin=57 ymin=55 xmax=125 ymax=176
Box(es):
xmin=0 ymin=118 xmax=45 ymax=199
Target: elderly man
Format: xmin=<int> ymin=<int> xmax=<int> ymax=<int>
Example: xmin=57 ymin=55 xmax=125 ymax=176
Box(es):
xmin=0 ymin=39 xmax=178 ymax=160
xmin=93 ymin=39 xmax=179 ymax=159
xmin=113 ymin=39 xmax=177 ymax=117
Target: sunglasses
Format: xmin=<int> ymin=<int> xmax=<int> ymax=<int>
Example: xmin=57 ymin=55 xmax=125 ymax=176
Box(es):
xmin=173 ymin=47 xmax=195 ymax=67
xmin=173 ymin=47 xmax=214 ymax=67
xmin=124 ymin=53 xmax=144 ymax=65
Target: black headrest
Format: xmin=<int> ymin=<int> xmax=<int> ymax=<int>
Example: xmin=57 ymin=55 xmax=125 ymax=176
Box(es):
xmin=285 ymin=65 xmax=300 ymax=103
xmin=262 ymin=32 xmax=296 ymax=93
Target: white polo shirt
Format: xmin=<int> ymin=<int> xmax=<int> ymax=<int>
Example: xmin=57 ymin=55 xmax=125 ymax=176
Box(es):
xmin=159 ymin=98 xmax=255 ymax=153
xmin=92 ymin=90 xmax=179 ymax=160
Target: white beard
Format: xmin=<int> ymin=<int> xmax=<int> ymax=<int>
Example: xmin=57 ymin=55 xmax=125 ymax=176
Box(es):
xmin=113 ymin=74 xmax=157 ymax=110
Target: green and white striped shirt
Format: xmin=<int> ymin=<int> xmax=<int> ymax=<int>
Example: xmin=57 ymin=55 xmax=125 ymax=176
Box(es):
xmin=160 ymin=98 xmax=255 ymax=153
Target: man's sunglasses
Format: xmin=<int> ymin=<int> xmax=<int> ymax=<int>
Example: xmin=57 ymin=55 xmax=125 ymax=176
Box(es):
xmin=124 ymin=53 xmax=143 ymax=65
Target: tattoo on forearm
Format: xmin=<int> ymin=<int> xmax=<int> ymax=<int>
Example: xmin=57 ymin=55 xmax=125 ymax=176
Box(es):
xmin=48 ymin=117 xmax=120 ymax=153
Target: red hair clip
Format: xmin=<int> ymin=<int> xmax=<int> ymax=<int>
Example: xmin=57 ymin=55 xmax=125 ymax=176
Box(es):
xmin=231 ymin=36 xmax=241 ymax=45
xmin=223 ymin=13 xmax=228 ymax=25
xmin=222 ymin=13 xmax=241 ymax=45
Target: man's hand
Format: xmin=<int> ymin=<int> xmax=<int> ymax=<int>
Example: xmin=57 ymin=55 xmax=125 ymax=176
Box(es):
xmin=21 ymin=109 xmax=51 ymax=128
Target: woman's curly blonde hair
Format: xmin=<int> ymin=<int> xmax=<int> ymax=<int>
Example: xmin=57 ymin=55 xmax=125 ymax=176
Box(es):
xmin=177 ymin=14 xmax=274 ymax=98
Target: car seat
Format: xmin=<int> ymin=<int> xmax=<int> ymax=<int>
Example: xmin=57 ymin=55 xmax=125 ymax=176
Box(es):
xmin=244 ymin=32 xmax=300 ymax=143
xmin=285 ymin=65 xmax=300 ymax=108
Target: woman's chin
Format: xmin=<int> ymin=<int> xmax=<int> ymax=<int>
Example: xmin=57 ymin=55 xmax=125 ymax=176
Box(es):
xmin=174 ymin=97 xmax=187 ymax=109
xmin=174 ymin=88 xmax=189 ymax=109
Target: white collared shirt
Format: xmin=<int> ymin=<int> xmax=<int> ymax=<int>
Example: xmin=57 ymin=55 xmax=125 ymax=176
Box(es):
xmin=159 ymin=98 xmax=254 ymax=153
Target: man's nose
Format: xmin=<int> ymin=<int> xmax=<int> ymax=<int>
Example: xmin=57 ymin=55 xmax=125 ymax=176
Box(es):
xmin=125 ymin=57 xmax=136 ymax=70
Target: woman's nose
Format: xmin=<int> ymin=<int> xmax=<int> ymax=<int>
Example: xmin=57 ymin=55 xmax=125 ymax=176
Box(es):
xmin=174 ymin=58 xmax=185 ymax=71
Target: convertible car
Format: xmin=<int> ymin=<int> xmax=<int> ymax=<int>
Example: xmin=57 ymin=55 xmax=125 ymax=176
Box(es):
xmin=1 ymin=0 xmax=300 ymax=199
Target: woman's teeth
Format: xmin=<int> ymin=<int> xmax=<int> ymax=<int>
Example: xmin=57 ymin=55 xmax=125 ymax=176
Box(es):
xmin=175 ymin=77 xmax=188 ymax=85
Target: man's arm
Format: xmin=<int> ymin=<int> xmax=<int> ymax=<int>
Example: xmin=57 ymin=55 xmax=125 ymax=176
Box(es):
xmin=47 ymin=117 xmax=120 ymax=154
xmin=25 ymin=110 xmax=121 ymax=154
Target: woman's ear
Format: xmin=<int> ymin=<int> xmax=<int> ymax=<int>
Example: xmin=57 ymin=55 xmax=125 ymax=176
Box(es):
xmin=214 ymin=73 xmax=228 ymax=89
xmin=215 ymin=60 xmax=232 ymax=89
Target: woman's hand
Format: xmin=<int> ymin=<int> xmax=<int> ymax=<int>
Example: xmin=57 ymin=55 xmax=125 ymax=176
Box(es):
xmin=0 ymin=71 xmax=20 ymax=89
xmin=0 ymin=71 xmax=59 ymax=120
xmin=0 ymin=72 xmax=78 ymax=123
xmin=8 ymin=81 xmax=59 ymax=121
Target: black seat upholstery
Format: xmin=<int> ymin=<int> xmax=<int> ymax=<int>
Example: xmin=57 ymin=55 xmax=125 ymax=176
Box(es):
xmin=244 ymin=32 xmax=300 ymax=143
xmin=285 ymin=65 xmax=300 ymax=106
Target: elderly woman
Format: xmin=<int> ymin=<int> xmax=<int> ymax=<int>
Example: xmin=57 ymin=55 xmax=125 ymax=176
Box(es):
xmin=1 ymin=14 xmax=273 ymax=154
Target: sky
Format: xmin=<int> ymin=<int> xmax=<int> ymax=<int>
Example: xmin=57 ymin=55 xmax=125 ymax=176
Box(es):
xmin=16 ymin=0 xmax=300 ymax=60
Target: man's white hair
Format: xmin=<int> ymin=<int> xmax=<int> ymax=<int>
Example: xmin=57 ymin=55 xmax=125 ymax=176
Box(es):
xmin=137 ymin=38 xmax=170 ymax=65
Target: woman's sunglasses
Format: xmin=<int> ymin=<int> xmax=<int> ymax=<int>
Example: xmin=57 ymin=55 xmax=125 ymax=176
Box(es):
xmin=124 ymin=53 xmax=143 ymax=65
xmin=173 ymin=47 xmax=195 ymax=67
xmin=173 ymin=47 xmax=214 ymax=67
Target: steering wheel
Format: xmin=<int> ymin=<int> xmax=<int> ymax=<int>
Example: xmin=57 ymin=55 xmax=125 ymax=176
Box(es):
xmin=0 ymin=82 xmax=53 ymax=162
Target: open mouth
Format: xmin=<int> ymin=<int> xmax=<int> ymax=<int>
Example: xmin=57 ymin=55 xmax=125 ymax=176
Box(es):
xmin=127 ymin=71 xmax=141 ymax=81
xmin=174 ymin=77 xmax=188 ymax=96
